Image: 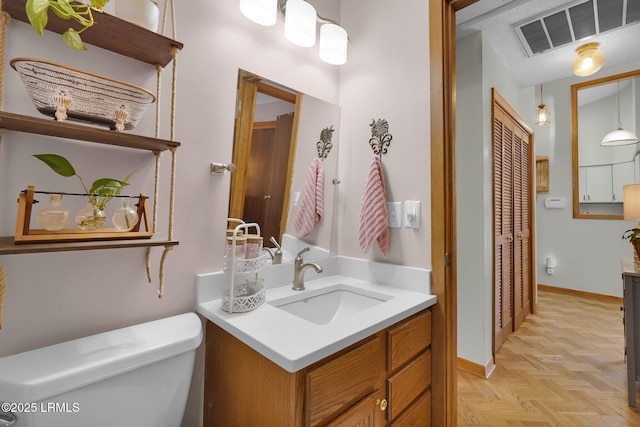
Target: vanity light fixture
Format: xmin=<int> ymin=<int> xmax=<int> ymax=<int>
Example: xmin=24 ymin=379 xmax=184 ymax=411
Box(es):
xmin=601 ymin=81 xmax=639 ymax=146
xmin=535 ymin=84 xmax=550 ymax=126
xmin=239 ymin=0 xmax=348 ymax=65
xmin=571 ymin=42 xmax=605 ymax=77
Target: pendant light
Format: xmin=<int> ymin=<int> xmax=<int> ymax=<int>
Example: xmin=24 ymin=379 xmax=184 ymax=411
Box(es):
xmin=601 ymin=81 xmax=639 ymax=146
xmin=284 ymin=0 xmax=317 ymax=47
xmin=239 ymin=0 xmax=277 ymax=26
xmin=571 ymin=42 xmax=605 ymax=77
xmin=535 ymin=84 xmax=550 ymax=126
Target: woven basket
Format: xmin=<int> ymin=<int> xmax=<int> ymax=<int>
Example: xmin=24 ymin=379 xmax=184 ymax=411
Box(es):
xmin=11 ymin=57 xmax=155 ymax=131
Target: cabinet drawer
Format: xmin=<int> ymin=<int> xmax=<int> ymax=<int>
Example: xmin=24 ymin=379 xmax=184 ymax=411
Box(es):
xmin=387 ymin=350 xmax=431 ymax=421
xmin=388 ymin=390 xmax=431 ymax=427
xmin=387 ymin=310 xmax=432 ymax=372
xmin=306 ymin=335 xmax=384 ymax=426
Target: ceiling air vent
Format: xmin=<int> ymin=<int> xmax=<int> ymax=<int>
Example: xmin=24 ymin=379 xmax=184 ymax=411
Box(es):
xmin=514 ymin=0 xmax=640 ymax=57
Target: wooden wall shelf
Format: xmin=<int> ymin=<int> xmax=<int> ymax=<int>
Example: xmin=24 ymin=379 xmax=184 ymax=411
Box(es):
xmin=0 ymin=112 xmax=180 ymax=152
xmin=2 ymin=0 xmax=183 ymax=67
xmin=0 ymin=235 xmax=178 ymax=255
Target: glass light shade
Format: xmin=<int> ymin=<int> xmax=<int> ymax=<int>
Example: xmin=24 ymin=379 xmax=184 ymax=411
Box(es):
xmin=600 ymin=127 xmax=640 ymax=146
xmin=571 ymin=42 xmax=605 ymax=77
xmin=319 ymin=23 xmax=348 ymax=65
xmin=239 ymin=0 xmax=277 ymax=26
xmin=535 ymin=103 xmax=550 ymax=126
xmin=284 ymin=0 xmax=317 ymax=47
xmin=624 ymin=184 xmax=640 ymax=220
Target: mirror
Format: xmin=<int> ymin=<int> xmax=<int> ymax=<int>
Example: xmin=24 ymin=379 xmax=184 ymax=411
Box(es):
xmin=572 ymin=69 xmax=640 ymax=219
xmin=229 ymin=70 xmax=340 ymax=262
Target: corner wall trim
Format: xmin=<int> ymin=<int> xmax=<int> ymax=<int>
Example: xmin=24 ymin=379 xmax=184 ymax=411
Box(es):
xmin=457 ymin=356 xmax=496 ymax=379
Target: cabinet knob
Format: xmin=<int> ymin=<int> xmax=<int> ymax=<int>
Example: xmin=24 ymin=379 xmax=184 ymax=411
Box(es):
xmin=375 ymin=398 xmax=387 ymax=411
xmin=264 ymin=194 xmax=272 ymax=200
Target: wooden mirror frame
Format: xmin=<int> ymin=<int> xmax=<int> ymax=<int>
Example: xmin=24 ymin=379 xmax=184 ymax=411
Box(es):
xmin=572 ymin=69 xmax=640 ymax=219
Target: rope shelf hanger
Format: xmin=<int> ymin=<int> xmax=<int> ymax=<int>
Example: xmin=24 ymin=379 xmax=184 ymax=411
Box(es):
xmin=317 ymin=125 xmax=334 ymax=161
xmin=369 ymin=118 xmax=392 ymax=159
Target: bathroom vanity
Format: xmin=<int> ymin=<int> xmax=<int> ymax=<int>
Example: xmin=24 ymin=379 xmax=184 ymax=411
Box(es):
xmin=204 ymin=308 xmax=432 ymax=426
xmin=196 ymin=257 xmax=436 ymax=426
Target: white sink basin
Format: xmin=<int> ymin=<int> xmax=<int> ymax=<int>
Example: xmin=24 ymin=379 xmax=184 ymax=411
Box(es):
xmin=269 ymin=284 xmax=393 ymax=325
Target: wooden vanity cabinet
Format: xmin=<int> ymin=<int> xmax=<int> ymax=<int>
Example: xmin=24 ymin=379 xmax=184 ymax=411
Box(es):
xmin=204 ymin=308 xmax=432 ymax=426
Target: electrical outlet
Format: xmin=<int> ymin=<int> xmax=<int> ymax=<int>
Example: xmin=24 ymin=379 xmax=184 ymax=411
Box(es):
xmin=388 ymin=202 xmax=402 ymax=228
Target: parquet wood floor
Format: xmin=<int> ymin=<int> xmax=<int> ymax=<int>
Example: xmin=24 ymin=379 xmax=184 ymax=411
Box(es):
xmin=458 ymin=289 xmax=640 ymax=426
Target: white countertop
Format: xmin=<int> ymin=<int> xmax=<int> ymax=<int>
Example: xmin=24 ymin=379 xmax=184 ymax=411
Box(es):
xmin=197 ymin=272 xmax=436 ymax=372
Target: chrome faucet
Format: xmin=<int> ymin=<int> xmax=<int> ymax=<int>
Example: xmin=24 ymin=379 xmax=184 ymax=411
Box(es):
xmin=262 ymin=247 xmax=282 ymax=264
xmin=292 ymin=247 xmax=323 ymax=291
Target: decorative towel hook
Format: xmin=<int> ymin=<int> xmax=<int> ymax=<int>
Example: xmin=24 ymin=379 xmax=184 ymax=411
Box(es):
xmin=369 ymin=119 xmax=392 ymax=158
xmin=317 ymin=125 xmax=334 ymax=161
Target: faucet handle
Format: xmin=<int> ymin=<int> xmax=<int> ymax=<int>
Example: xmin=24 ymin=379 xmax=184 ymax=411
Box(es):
xmin=296 ymin=247 xmax=310 ymax=259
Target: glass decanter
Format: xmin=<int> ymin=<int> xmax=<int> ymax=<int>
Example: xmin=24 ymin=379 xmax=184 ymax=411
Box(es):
xmin=112 ymin=201 xmax=139 ymax=231
xmin=75 ymin=202 xmax=106 ymax=230
xmin=37 ymin=194 xmax=71 ymax=231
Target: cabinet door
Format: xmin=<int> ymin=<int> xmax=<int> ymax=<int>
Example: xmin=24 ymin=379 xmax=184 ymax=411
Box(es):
xmin=584 ymin=165 xmax=613 ymax=203
xmin=306 ymin=335 xmax=384 ymax=426
xmin=324 ymin=391 xmax=385 ymax=427
xmin=613 ymin=161 xmax=635 ymax=202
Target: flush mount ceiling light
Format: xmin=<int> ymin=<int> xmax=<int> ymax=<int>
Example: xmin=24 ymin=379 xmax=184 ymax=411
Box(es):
xmin=240 ymin=0 xmax=278 ymax=26
xmin=535 ymin=84 xmax=550 ymax=126
xmin=239 ymin=0 xmax=348 ymax=65
xmin=601 ymin=81 xmax=639 ymax=146
xmin=571 ymin=42 xmax=605 ymax=77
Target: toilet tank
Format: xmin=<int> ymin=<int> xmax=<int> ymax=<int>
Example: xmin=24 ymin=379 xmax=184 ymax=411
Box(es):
xmin=0 ymin=313 xmax=203 ymax=427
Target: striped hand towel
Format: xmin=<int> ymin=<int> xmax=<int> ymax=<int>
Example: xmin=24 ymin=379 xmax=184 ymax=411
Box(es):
xmin=359 ymin=155 xmax=389 ymax=257
xmin=294 ymin=157 xmax=324 ymax=236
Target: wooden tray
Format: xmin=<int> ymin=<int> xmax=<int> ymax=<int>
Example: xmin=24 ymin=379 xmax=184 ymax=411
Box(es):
xmin=15 ymin=186 xmax=153 ymax=244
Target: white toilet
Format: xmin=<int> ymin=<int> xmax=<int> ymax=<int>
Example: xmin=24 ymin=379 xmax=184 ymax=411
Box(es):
xmin=0 ymin=313 xmax=202 ymax=427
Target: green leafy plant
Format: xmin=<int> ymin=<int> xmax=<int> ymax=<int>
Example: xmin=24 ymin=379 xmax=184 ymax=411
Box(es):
xmin=623 ymin=228 xmax=640 ymax=258
xmin=25 ymin=0 xmax=110 ymax=50
xmin=33 ymin=153 xmax=135 ymax=211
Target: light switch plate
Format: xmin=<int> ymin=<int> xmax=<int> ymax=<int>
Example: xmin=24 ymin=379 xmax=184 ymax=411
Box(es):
xmin=388 ymin=202 xmax=402 ymax=228
xmin=404 ymin=200 xmax=421 ymax=228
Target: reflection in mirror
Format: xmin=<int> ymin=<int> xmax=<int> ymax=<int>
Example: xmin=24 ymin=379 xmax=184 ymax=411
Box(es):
xmin=229 ymin=70 xmax=340 ymax=263
xmin=572 ymin=70 xmax=640 ymax=219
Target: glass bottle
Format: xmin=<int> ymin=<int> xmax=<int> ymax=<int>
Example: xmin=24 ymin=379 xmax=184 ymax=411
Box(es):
xmin=245 ymin=234 xmax=263 ymax=259
xmin=112 ymin=201 xmax=139 ymax=231
xmin=37 ymin=194 xmax=71 ymax=231
xmin=75 ymin=202 xmax=106 ymax=230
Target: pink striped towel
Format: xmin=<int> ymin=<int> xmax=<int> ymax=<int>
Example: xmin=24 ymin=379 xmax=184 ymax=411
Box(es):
xmin=294 ymin=157 xmax=324 ymax=236
xmin=359 ymin=156 xmax=389 ymax=257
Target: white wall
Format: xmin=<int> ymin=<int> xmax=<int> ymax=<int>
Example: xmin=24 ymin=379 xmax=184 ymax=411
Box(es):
xmin=456 ymin=33 xmax=533 ymax=367
xmin=0 ymin=1 xmax=340 ymax=426
xmin=535 ymin=59 xmax=640 ymax=298
xmin=338 ymin=0 xmax=431 ymax=268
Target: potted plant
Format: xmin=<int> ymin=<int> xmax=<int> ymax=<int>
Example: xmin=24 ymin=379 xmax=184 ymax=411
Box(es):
xmin=113 ymin=0 xmax=159 ymax=32
xmin=34 ymin=153 xmax=135 ymax=230
xmin=623 ymin=227 xmax=640 ymax=266
xmin=25 ymin=0 xmax=110 ymax=50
